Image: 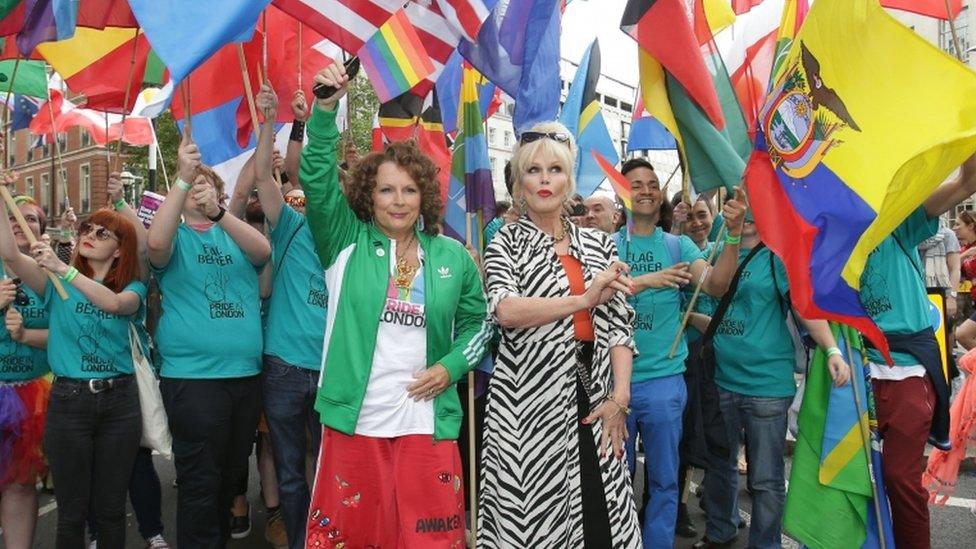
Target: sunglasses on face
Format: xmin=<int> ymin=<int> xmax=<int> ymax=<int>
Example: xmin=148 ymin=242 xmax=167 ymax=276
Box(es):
xmin=518 ymin=131 xmax=571 ymax=147
xmin=284 ymin=195 xmax=306 ymax=208
xmin=78 ymin=222 xmax=118 ymax=242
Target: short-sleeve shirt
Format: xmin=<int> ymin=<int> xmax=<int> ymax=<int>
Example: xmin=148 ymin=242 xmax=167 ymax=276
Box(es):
xmin=154 ymin=224 xmax=263 ymax=379
xmin=860 ymin=207 xmax=939 ymax=366
xmin=714 ymin=246 xmax=796 ymax=398
xmin=0 ymin=267 xmax=48 ymax=382
xmin=46 ymin=279 xmax=147 ymax=379
xmin=264 ymin=205 xmax=328 ymax=370
xmin=615 ymin=227 xmax=704 ymax=381
xmin=685 ymin=242 xmax=719 ymax=343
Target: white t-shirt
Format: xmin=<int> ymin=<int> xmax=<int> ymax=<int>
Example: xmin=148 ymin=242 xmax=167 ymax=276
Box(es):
xmin=355 ymin=244 xmax=433 ymax=437
xmin=868 ymin=362 xmax=926 ymax=380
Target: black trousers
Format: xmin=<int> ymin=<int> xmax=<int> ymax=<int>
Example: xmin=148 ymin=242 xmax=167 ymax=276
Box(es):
xmin=575 ymin=342 xmax=613 ymax=548
xmin=161 ymin=376 xmax=261 ymax=549
xmin=44 ymin=377 xmax=141 ymax=549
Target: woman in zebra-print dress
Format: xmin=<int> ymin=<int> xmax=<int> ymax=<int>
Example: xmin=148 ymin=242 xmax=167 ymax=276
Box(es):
xmin=480 ymin=122 xmax=642 ymax=548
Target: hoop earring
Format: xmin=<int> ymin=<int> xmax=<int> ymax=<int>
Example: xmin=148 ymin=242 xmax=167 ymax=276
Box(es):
xmin=519 ymin=197 xmax=528 ymax=211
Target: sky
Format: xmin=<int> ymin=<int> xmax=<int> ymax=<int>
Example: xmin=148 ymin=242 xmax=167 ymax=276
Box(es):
xmin=561 ymin=0 xmax=638 ymax=87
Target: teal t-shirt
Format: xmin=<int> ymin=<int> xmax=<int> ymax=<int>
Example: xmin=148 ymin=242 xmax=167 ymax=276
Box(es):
xmin=0 ymin=272 xmax=49 ymax=382
xmin=685 ymin=242 xmax=719 ymax=343
xmin=713 ymin=246 xmax=796 ymax=398
xmin=860 ymin=207 xmax=938 ymax=366
xmin=46 ymin=279 xmax=147 ymax=379
xmin=154 ymin=224 xmax=264 ymax=378
xmin=616 ymin=228 xmax=704 ymax=381
xmin=264 ymin=205 xmax=328 ymax=370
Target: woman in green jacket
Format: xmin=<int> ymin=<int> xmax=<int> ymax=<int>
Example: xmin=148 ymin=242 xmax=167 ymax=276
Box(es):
xmin=302 ymin=62 xmax=490 ymax=548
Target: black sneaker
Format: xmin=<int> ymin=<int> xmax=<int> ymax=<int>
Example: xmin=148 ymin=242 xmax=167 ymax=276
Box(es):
xmin=676 ymin=503 xmax=698 ymax=539
xmin=230 ymin=503 xmax=251 ymax=539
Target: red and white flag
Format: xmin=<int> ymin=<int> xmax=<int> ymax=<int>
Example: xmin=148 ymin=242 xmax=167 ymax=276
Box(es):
xmin=31 ymin=90 xmax=154 ymax=146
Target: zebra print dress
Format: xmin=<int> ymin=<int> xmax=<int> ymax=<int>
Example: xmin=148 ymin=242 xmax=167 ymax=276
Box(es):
xmin=479 ymin=219 xmax=642 ymax=548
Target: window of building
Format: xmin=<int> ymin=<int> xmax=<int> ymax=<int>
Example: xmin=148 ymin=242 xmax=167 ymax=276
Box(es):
xmin=81 ymin=130 xmax=92 ymax=148
xmin=80 ymin=164 xmax=91 ymax=212
xmin=503 ymin=131 xmax=511 ymax=147
xmin=25 ymin=176 xmax=34 ymax=199
xmin=489 ymin=127 xmax=497 ymax=145
xmin=621 ymin=101 xmax=633 ymax=114
xmin=940 ymin=6 xmax=971 ymax=62
xmin=604 ymin=96 xmax=618 ymax=109
xmin=40 ymin=173 xmax=50 ymax=213
xmin=56 ymin=133 xmax=67 ymax=152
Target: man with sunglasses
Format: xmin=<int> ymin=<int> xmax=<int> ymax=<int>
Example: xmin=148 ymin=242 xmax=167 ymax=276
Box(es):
xmin=251 ymin=84 xmax=328 ymax=549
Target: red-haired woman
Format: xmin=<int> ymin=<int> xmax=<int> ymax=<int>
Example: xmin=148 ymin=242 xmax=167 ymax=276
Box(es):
xmin=0 ymin=197 xmax=147 ymax=548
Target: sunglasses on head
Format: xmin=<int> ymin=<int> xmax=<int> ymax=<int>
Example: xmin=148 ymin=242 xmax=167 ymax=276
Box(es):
xmin=519 ymin=131 xmax=571 ymax=147
xmin=78 ymin=222 xmax=118 ymax=242
xmin=284 ymin=195 xmax=306 ymax=208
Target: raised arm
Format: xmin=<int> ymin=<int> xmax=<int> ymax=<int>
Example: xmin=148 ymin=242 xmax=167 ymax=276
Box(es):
xmin=255 ymin=83 xmax=285 ymax=226
xmin=228 ymin=155 xmax=257 ymax=220
xmin=0 ymin=180 xmax=48 ymax=295
xmin=147 ymin=133 xmax=200 ymax=269
xmin=30 ymin=241 xmax=141 ymax=315
xmin=285 ymin=90 xmax=308 ymax=189
xmin=698 ymin=187 xmax=747 ymax=297
xmin=301 ymin=61 xmax=361 ymax=268
xmin=191 ymin=175 xmax=270 ymax=267
xmin=107 ymin=172 xmax=149 ymax=281
xmin=925 ymin=154 xmax=976 ymax=218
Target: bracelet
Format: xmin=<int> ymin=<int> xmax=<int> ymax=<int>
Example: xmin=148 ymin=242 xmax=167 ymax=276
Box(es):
xmin=606 ymin=396 xmax=631 ymax=416
xmin=826 ymin=346 xmax=842 ymax=358
xmin=289 ymin=120 xmax=306 ymax=142
xmin=112 ymin=198 xmax=126 ymax=211
xmin=206 ymin=206 xmax=226 ymax=223
xmin=725 ymin=234 xmax=742 ymax=245
xmin=61 ymin=266 xmax=79 ymax=283
xmin=176 ymin=178 xmax=192 ymax=191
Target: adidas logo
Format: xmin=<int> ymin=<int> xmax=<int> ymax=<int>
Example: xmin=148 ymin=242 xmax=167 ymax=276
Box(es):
xmin=438 ymin=266 xmax=452 ymax=279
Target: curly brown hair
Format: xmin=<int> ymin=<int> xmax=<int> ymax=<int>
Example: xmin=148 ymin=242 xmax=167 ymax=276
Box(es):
xmin=344 ymin=140 xmax=442 ymax=235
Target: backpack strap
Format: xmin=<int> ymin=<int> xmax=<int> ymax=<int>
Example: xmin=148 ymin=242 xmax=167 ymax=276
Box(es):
xmin=702 ymin=243 xmax=766 ymax=344
xmin=663 ymin=232 xmax=682 ymax=266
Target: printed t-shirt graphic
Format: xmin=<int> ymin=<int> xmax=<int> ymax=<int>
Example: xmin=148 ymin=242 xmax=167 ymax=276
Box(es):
xmin=0 ymin=269 xmax=48 ymax=381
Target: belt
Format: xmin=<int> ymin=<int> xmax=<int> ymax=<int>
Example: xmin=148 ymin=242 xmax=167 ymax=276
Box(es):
xmin=56 ymin=375 xmax=134 ymax=394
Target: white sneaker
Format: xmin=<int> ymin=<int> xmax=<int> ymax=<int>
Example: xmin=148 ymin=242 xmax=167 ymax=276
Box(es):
xmin=89 ymin=541 xmax=97 ymax=549
xmin=146 ymin=534 xmax=171 ymax=549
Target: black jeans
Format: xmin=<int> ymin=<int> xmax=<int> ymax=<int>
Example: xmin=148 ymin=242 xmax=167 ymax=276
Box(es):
xmin=43 ymin=377 xmax=142 ymax=549
xmin=262 ymin=355 xmax=321 ymax=549
xmin=88 ymin=447 xmax=165 ymax=542
xmin=161 ymin=376 xmax=261 ymax=549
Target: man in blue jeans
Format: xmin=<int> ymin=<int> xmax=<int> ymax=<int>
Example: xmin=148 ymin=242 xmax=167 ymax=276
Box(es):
xmin=699 ymin=221 xmax=850 ymax=549
xmin=252 ymin=86 xmax=328 ymax=549
xmin=615 ymin=158 xmax=746 ymax=548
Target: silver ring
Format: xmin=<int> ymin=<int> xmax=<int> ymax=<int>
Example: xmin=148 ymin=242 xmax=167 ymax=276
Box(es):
xmin=426 ymin=388 xmax=434 ymax=396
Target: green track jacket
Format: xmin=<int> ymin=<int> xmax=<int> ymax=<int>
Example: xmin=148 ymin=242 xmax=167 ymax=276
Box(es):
xmin=301 ymin=106 xmax=491 ymax=440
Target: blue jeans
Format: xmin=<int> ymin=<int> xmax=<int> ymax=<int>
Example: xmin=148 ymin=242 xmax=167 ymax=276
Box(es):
xmin=624 ymin=374 xmax=687 ymax=549
xmin=263 ymin=355 xmax=322 ymax=549
xmin=702 ymin=388 xmax=791 ymax=548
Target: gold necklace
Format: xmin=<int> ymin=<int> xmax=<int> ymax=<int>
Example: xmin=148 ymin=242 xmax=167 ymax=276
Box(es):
xmin=394 ymin=233 xmax=418 ymax=290
xmin=551 ymin=218 xmax=569 ymax=243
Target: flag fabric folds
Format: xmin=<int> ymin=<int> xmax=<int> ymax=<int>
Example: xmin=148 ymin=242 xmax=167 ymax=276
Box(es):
xmin=358 ymin=8 xmax=436 ymax=103
xmin=881 ymin=0 xmax=962 ymax=20
xmin=560 ymin=39 xmax=618 ymax=197
xmin=36 ymin=27 xmax=151 ymax=113
xmin=784 ymin=324 xmax=895 ymax=548
xmin=10 ymin=94 xmax=40 ymax=130
xmin=593 ymin=150 xmax=632 ymax=218
xmin=627 ymin=92 xmax=677 ymax=152
xmin=0 ymin=59 xmax=48 ymax=98
xmin=459 ymin=0 xmax=561 ymax=135
xmin=744 ymin=0 xmax=976 ymax=360
xmin=17 ymin=0 xmax=78 ymax=55
xmin=435 ymin=50 xmax=501 ymax=136
xmin=29 ymin=89 xmax=154 ymax=146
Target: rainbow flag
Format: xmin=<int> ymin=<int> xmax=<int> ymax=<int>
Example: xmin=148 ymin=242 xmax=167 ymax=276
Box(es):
xmin=744 ymin=0 xmax=976 ymax=360
xmin=358 ymin=8 xmax=436 ymax=103
xmin=784 ymin=324 xmax=895 ymax=548
xmin=592 ymin=150 xmax=632 ymax=214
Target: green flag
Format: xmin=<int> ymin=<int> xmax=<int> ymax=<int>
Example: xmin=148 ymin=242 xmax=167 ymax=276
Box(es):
xmin=0 ymin=0 xmax=20 ymax=20
xmin=0 ymin=60 xmax=49 ymax=98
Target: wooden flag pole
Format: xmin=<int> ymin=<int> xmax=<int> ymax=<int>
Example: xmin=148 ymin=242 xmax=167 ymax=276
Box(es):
xmin=112 ymin=27 xmax=142 ymax=173
xmin=667 ymin=222 xmax=726 ymax=358
xmin=297 ymin=23 xmax=303 ymax=91
xmin=843 ymin=328 xmax=888 ymax=549
xmin=463 ymin=212 xmax=479 ymax=548
xmin=181 ymin=81 xmax=192 ymax=139
xmin=239 ymin=45 xmax=283 ymax=186
xmin=0 ymin=185 xmax=68 ymax=299
xmin=946 ymin=0 xmax=965 ymax=61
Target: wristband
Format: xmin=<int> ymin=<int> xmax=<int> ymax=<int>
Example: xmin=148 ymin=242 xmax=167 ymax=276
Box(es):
xmin=113 ymin=198 xmax=126 ymax=211
xmin=206 ymin=206 xmax=226 ymax=223
xmin=61 ymin=266 xmax=79 ymax=283
xmin=176 ymin=178 xmax=192 ymax=191
xmin=725 ymin=234 xmax=741 ymax=245
xmin=606 ymin=396 xmax=631 ymax=416
xmin=290 ymin=120 xmax=306 ymax=142
xmin=826 ymin=346 xmax=842 ymax=358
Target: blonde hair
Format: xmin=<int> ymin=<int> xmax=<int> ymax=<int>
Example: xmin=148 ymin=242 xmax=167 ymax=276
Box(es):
xmin=510 ymin=121 xmax=577 ymax=212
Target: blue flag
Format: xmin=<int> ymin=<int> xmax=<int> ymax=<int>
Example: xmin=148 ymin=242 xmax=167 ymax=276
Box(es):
xmin=12 ymin=95 xmax=39 ymax=131
xmin=459 ymin=0 xmax=561 ymax=135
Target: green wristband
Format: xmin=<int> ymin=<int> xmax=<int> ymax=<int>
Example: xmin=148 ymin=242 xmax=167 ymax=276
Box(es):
xmin=725 ymin=234 xmax=741 ymax=245
xmin=826 ymin=346 xmax=842 ymax=358
xmin=61 ymin=266 xmax=79 ymax=283
xmin=113 ymin=198 xmax=126 ymax=211
xmin=176 ymin=178 xmax=192 ymax=191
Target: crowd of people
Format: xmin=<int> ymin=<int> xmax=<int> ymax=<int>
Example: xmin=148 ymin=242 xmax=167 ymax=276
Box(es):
xmin=0 ymin=58 xmax=974 ymax=549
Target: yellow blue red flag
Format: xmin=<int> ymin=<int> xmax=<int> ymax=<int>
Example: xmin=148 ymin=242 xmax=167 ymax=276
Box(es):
xmin=744 ymin=0 xmax=976 ymax=360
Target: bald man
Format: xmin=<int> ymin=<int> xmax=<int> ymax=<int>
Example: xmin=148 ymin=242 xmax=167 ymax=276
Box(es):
xmin=583 ymin=194 xmax=620 ymax=234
